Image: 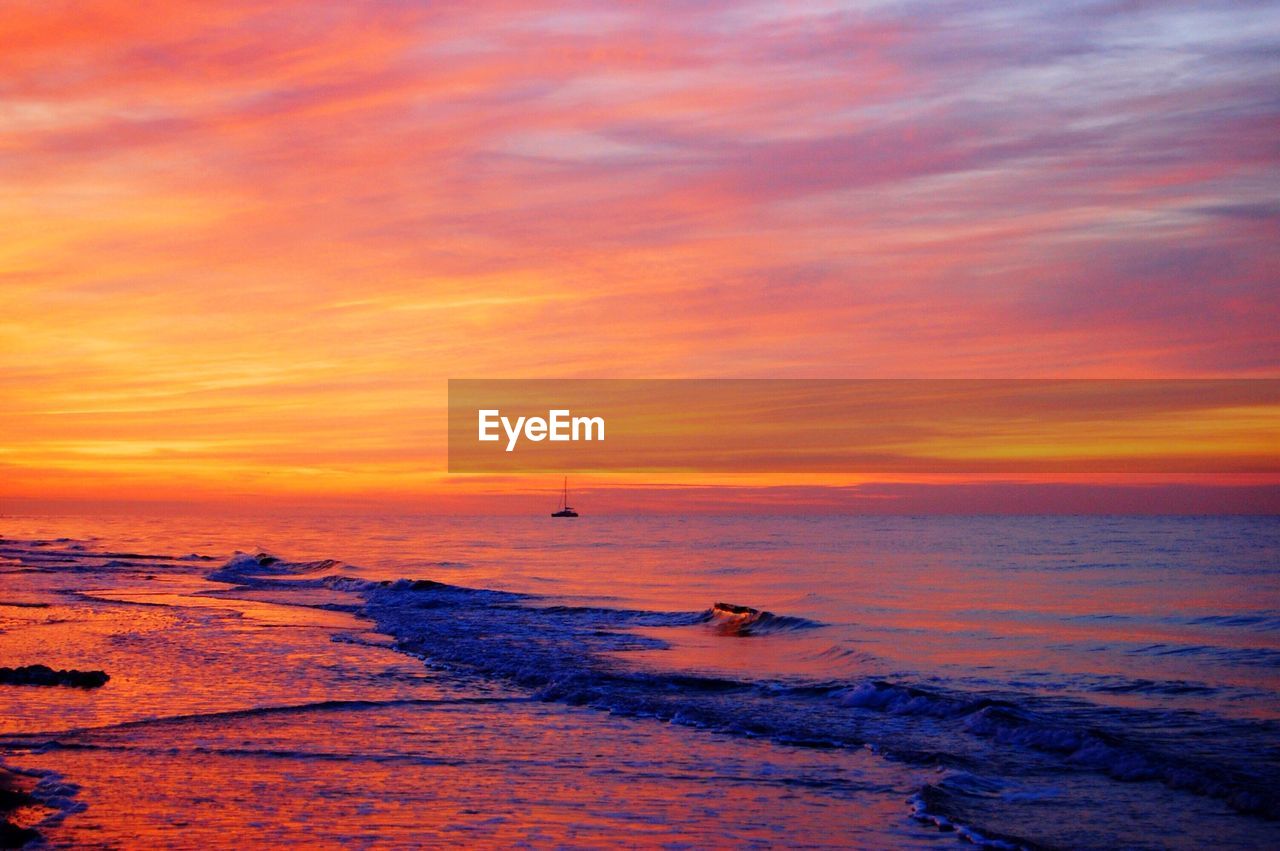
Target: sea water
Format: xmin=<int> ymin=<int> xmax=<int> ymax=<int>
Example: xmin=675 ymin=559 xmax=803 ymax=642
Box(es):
xmin=1 ymin=513 xmax=1277 ymax=848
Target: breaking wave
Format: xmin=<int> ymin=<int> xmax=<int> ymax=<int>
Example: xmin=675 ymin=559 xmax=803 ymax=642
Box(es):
xmin=697 ymin=602 xmax=824 ymax=635
xmin=207 ymin=551 xmax=346 ymax=583
xmin=250 ymin=566 xmax=1276 ymax=829
xmin=202 ymin=548 xmax=1280 ymax=846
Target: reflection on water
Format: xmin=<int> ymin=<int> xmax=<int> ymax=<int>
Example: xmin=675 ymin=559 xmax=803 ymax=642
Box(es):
xmin=1 ymin=513 xmax=1277 ymax=848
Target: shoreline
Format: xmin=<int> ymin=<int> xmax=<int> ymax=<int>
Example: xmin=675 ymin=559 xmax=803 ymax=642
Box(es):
xmin=0 ymin=767 xmax=39 ymax=849
xmin=1 ymin=521 xmax=1277 ymax=849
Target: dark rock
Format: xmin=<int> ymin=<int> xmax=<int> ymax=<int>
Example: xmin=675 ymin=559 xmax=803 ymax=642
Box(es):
xmin=0 ymin=664 xmax=109 ymax=688
xmin=0 ymin=820 xmax=39 ymax=849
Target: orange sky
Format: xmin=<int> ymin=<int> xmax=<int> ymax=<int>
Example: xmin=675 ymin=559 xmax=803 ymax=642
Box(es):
xmin=2 ymin=1 xmax=1277 ymax=511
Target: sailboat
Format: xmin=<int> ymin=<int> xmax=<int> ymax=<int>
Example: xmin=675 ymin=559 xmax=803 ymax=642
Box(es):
xmin=551 ymin=477 xmax=578 ymax=517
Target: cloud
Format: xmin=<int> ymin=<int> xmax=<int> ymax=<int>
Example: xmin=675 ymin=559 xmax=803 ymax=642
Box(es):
xmin=2 ymin=0 xmax=1278 ymax=502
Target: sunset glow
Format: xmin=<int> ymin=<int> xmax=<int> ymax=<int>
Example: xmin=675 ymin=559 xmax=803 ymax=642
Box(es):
xmin=2 ymin=1 xmax=1277 ymax=509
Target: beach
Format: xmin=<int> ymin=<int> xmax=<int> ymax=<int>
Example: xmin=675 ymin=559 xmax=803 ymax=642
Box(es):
xmin=1 ymin=513 xmax=1277 ymax=849
xmin=5 ymin=0 xmax=1278 ymax=847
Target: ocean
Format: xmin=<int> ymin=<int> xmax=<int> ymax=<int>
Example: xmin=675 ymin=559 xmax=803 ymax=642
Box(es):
xmin=1 ymin=513 xmax=1277 ymax=848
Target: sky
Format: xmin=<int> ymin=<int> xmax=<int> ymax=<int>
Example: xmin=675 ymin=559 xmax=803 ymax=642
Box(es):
xmin=2 ymin=0 xmax=1277 ymax=510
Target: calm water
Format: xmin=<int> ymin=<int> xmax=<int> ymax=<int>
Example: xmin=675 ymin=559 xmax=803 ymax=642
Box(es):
xmin=1 ymin=512 xmax=1277 ymax=848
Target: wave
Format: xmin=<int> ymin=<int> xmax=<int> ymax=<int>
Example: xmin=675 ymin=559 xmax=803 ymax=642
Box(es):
xmin=0 ymin=697 xmax=518 ymax=741
xmin=1127 ymin=641 xmax=1280 ymax=668
xmin=1086 ymin=677 xmax=1220 ymax=696
xmin=696 ymin=602 xmax=825 ymax=635
xmin=207 ymin=551 xmax=346 ymax=583
xmin=8 ymin=540 xmax=1256 ymax=848
xmin=15 ymin=542 xmax=1278 ymax=839
xmin=0 ymin=540 xmax=214 ymax=576
xmin=334 ymin=572 xmax=1280 ymax=828
xmin=1185 ymin=611 xmax=1280 ymax=631
xmin=909 ymin=775 xmax=1042 ymax=851
xmin=0 ymin=760 xmax=86 ymax=843
xmin=7 ymin=534 xmax=1275 ymax=848
xmin=842 ymin=679 xmax=1279 ymax=818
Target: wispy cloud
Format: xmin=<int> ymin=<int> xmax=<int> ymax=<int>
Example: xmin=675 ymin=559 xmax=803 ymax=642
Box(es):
xmin=2 ymin=0 xmax=1277 ymax=503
